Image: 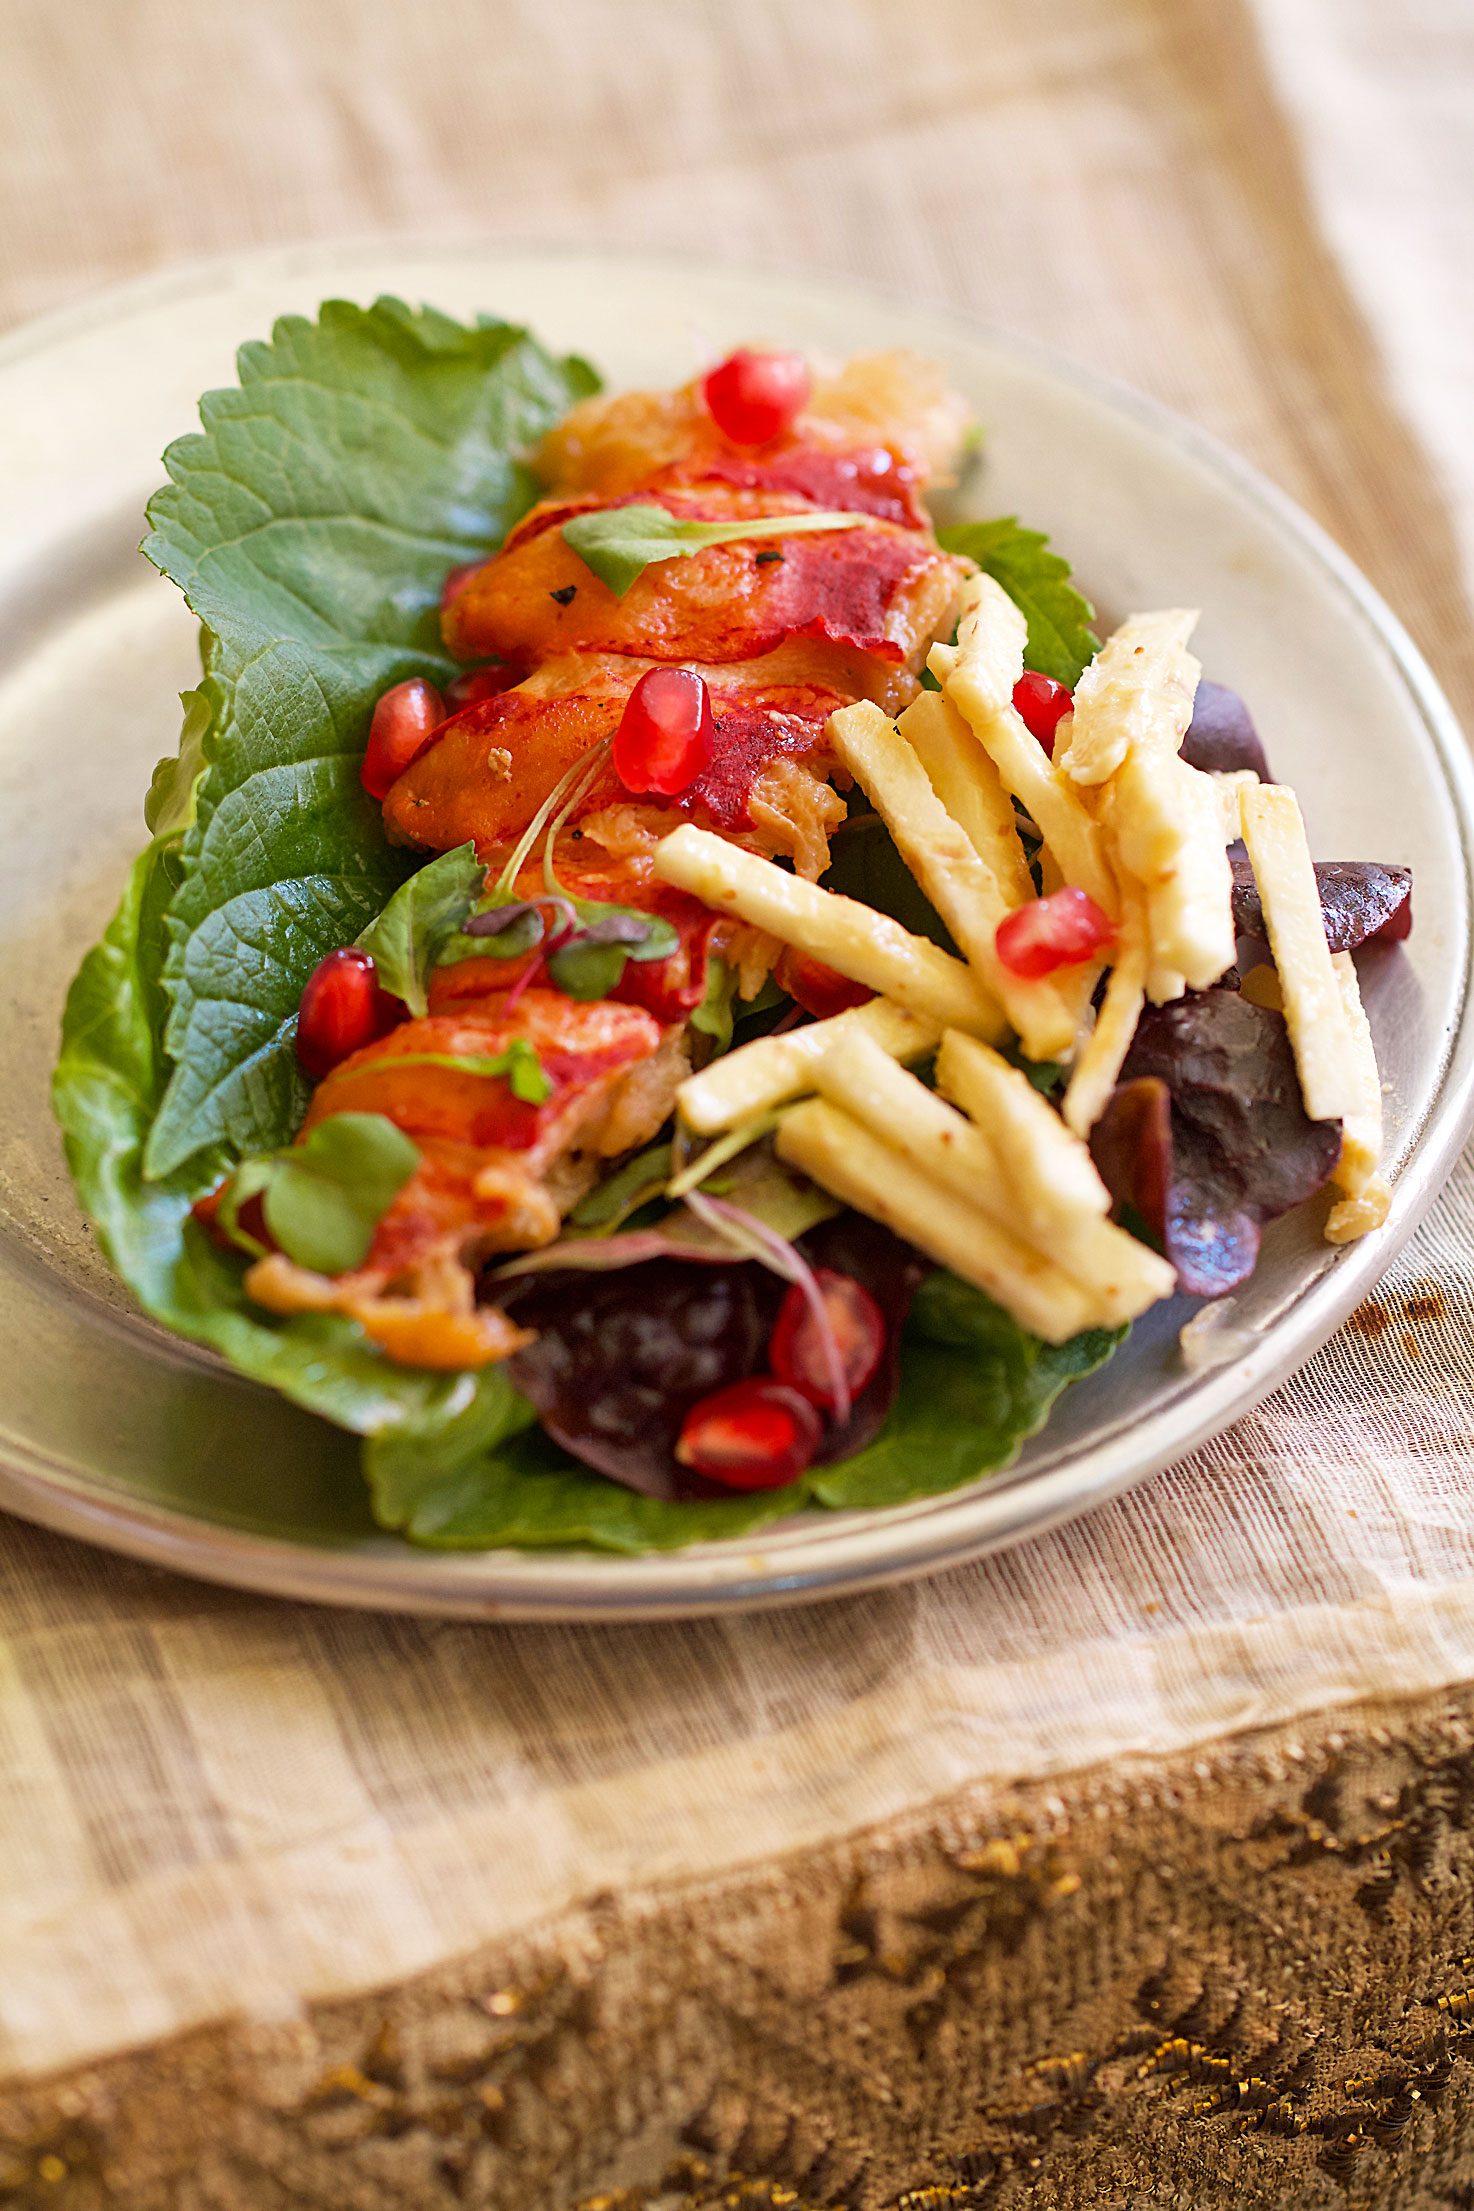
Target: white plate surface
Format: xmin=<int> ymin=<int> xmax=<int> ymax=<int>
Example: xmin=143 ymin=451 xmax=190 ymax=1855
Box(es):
xmin=0 ymin=241 xmax=1469 ymax=1618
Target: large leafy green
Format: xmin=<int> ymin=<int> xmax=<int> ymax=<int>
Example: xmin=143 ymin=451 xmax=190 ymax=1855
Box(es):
xmin=52 ymin=819 xmax=502 ymax=1436
xmin=54 ymin=299 xmax=594 ymax=1446
xmin=140 ymin=298 xmax=596 ymax=1178
xmin=937 ymin=516 xmax=1099 ymax=687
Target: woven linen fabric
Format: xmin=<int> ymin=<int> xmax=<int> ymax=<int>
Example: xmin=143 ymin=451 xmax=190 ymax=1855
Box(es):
xmin=2 ymin=0 xmax=1474 ymax=2087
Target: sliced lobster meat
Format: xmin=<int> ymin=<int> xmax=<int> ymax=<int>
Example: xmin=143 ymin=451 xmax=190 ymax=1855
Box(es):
xmin=442 ymin=485 xmax=967 ymax=677
xmin=381 ymin=656 xmax=849 ymax=864
xmin=240 ymin=990 xmax=685 ymax=1368
xmin=534 ymin=347 xmax=974 ymax=506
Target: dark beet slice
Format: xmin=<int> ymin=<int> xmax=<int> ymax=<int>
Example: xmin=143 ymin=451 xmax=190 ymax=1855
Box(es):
xmin=1231 ymin=855 xmax=1412 ymax=951
xmin=1090 ymin=992 xmax=1343 ymax=1297
xmin=497 ymin=1216 xmax=925 ymax=1498
xmin=1182 ymin=680 xmax=1271 ymax=780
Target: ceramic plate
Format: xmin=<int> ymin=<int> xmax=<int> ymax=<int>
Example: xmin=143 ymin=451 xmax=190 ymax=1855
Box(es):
xmin=1 ymin=242 xmax=1470 ymax=1618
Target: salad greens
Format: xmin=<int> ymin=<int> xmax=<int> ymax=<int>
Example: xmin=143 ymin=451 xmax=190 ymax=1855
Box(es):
xmin=139 ymin=299 xmax=597 ymax=1180
xmin=438 ymin=885 xmax=682 ymax=1000
xmin=355 ymin=842 xmax=486 ymax=1015
xmin=937 ymin=516 xmax=1099 ymax=688
xmin=220 ymin=1112 xmax=421 ymax=1275
xmin=365 ymin=1274 xmax=1121 ymax=1551
xmin=53 ymin=298 xmax=1122 ymax=1554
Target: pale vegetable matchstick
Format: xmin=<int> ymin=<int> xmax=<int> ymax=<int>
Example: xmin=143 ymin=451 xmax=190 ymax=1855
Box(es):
xmin=932 ymin=574 xmax=1118 ymax=916
xmin=932 ymin=1034 xmax=1174 ymax=1321
xmin=1061 ymin=896 xmax=1150 ymax=1137
xmin=898 ymin=689 xmax=1036 ymax=912
xmin=652 ymin=822 xmax=1007 ymax=1042
xmin=1237 ymin=782 xmax=1388 ymax=1244
xmin=1056 ymin=607 xmax=1200 ymax=788
xmin=827 ymin=700 xmax=1082 ymax=1061
xmin=1062 ymin=605 xmax=1237 ymax=1001
xmin=818 ymin=1027 xmax=1174 ymax=1325
xmin=1237 ymin=784 xmax=1367 ymax=1123
xmin=1325 ymin=951 xmax=1391 ymax=1241
xmin=776 ymin=1097 xmax=1098 ymax=1343
xmin=676 ymin=998 xmax=938 ymax=1135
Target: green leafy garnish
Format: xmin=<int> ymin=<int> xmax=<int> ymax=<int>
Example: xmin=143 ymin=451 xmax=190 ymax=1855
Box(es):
xmin=689 ymin=955 xmax=738 ymax=1058
xmin=439 ymin=888 xmax=680 ymax=1002
xmin=358 ymin=1039 xmax=552 ymax=1105
xmin=665 ymin=1114 xmax=781 ymax=1200
xmin=356 ymin=843 xmax=486 ymax=1016
xmin=561 ymin=504 xmax=868 ymax=599
xmin=823 ymin=814 xmax=956 ymax=951
xmin=546 ymin=897 xmax=679 ymax=999
xmin=937 ymin=517 xmax=1099 ymax=687
xmin=438 ymin=887 xmax=548 ymax=966
xmin=567 ymin=1142 xmax=674 ymax=1235
xmin=137 ymin=298 xmax=596 ymax=1179
xmin=1001 ymin=1043 xmax=1064 ymax=1095
xmin=222 ymin=1113 xmax=420 ymax=1275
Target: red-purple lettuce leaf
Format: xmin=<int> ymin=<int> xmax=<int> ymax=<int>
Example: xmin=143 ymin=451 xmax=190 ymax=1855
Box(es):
xmin=1090 ymin=991 xmax=1343 ymax=1297
xmin=496 ymin=1215 xmax=925 ymax=1500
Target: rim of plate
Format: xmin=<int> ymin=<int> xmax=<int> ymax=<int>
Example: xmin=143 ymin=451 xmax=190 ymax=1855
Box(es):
xmin=2 ymin=238 xmax=1472 ymax=1621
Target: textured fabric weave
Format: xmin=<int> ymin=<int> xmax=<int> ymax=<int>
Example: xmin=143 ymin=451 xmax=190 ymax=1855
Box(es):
xmin=1 ymin=0 xmax=1473 ymax=2086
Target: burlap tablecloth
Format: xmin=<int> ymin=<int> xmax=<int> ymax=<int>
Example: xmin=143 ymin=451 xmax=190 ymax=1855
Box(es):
xmin=5 ymin=4 xmax=1474 ymax=2204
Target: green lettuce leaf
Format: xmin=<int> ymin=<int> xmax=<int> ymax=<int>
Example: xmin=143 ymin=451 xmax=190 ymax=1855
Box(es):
xmin=223 ymin=1113 xmax=422 ymax=1274
xmin=140 ymin=298 xmax=596 ymax=1178
xmin=937 ymin=517 xmax=1099 ymax=687
xmin=54 ymin=298 xmax=593 ymax=1447
xmin=52 ymin=821 xmax=512 ymax=1437
xmin=356 ymin=842 xmax=486 ymax=1015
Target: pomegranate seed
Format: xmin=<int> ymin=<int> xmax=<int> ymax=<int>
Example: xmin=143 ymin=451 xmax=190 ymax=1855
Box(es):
xmin=361 ymin=678 xmax=445 ymax=801
xmin=612 ymin=668 xmax=715 ymax=796
xmin=776 ymin=947 xmax=874 ymax=1021
xmin=770 ymin=1269 xmax=886 ymax=1412
xmin=674 ymin=1378 xmax=822 ymax=1490
xmin=995 ymin=887 xmax=1115 ymax=979
xmin=1012 ymin=672 xmax=1074 ymax=754
xmin=296 ymin=949 xmax=404 ymax=1079
xmin=445 ymin=664 xmax=517 ymax=710
xmin=701 ymin=349 xmax=811 ymax=447
xmin=441 ymin=558 xmax=487 ymax=609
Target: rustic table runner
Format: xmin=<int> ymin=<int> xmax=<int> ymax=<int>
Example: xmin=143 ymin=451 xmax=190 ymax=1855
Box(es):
xmin=4 ymin=2 xmax=1474 ymax=2204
